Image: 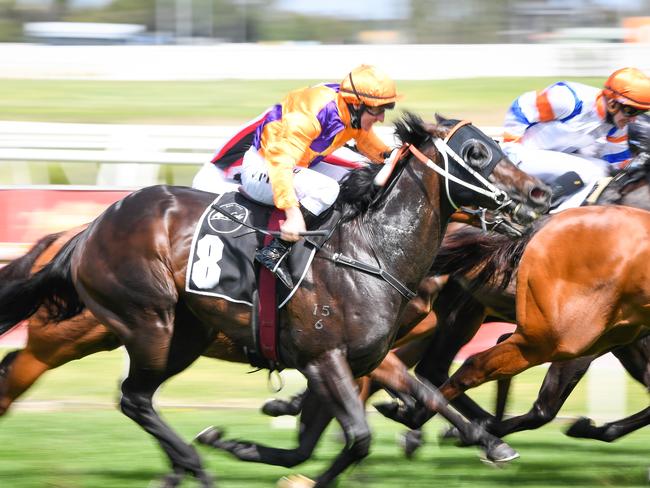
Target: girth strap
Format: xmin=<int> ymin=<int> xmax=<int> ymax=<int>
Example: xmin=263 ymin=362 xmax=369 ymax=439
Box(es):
xmin=328 ymin=252 xmax=417 ymax=300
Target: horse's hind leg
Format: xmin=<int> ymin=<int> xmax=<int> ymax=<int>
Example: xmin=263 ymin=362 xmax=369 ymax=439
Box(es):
xmin=119 ymin=314 xmax=215 ymax=487
xmin=566 ymin=339 xmax=650 ymax=442
xmin=490 ymin=355 xmax=593 ymax=437
xmin=566 ymin=406 xmax=650 ymax=442
xmin=76 ymin=279 xmax=213 ymax=488
xmin=439 ymin=333 xmax=545 ymax=403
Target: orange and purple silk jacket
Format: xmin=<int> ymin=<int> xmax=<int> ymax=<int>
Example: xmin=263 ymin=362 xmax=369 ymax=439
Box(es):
xmin=252 ymin=83 xmax=389 ymax=209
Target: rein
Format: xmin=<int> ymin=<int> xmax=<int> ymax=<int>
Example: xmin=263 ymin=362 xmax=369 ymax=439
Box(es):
xmin=211 ymin=203 xmax=330 ymax=237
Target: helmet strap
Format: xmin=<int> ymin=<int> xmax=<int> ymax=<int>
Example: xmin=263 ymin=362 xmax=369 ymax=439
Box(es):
xmin=348 ymin=103 xmax=363 ymax=129
xmin=605 ymin=98 xmax=618 ymax=122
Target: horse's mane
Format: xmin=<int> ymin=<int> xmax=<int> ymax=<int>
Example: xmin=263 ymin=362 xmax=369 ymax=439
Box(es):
xmin=432 ymin=218 xmax=548 ymax=292
xmin=336 ymin=112 xmax=453 ymax=221
xmin=598 ymin=157 xmax=650 ymax=205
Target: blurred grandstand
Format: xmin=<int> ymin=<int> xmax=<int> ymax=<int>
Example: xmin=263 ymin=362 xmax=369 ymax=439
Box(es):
xmin=1 ymin=0 xmax=649 ymax=45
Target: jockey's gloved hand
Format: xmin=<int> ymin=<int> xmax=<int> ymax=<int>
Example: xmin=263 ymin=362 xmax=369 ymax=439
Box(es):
xmin=374 ymin=148 xmax=400 ymax=187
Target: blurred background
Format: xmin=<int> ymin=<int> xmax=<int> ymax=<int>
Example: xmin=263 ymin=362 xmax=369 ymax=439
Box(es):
xmin=1 ymin=0 xmax=650 ymax=44
xmin=0 ymin=2 xmax=649 ymax=487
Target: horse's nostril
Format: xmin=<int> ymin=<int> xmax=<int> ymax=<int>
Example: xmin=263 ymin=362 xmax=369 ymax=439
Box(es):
xmin=530 ymin=186 xmax=551 ymax=203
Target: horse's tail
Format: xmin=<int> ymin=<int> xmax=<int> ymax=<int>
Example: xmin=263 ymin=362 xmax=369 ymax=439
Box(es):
xmin=432 ymin=225 xmax=538 ymax=293
xmin=0 ymin=231 xmax=86 ymax=336
xmin=0 ymin=231 xmax=63 ymax=281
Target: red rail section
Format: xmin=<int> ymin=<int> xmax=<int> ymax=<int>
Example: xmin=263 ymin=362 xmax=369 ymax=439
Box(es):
xmin=0 ymin=188 xmax=516 ymax=358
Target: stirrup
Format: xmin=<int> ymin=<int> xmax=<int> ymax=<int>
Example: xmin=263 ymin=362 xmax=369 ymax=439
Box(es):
xmin=255 ymin=240 xmax=294 ymax=289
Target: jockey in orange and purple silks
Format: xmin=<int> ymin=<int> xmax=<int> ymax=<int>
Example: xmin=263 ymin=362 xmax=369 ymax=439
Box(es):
xmin=219 ymin=64 xmax=401 ymax=289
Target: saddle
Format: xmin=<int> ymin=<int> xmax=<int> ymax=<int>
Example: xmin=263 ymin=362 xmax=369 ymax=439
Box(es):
xmin=185 ymin=190 xmax=340 ymax=369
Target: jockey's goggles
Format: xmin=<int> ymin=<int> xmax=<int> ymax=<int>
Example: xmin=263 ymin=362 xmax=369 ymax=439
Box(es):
xmin=365 ymin=103 xmax=395 ymax=117
xmin=620 ymin=104 xmax=647 ymax=117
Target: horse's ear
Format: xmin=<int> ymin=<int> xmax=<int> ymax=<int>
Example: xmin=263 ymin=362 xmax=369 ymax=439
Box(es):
xmin=423 ymin=122 xmax=438 ymax=134
xmin=435 ymin=113 xmax=447 ymax=124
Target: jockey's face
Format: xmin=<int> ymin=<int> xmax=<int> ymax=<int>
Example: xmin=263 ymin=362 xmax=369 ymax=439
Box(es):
xmin=607 ymin=98 xmax=647 ymax=129
xmin=359 ymin=107 xmax=386 ymax=130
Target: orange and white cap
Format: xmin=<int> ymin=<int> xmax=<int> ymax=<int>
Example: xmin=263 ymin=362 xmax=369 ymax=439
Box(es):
xmin=603 ymin=67 xmax=650 ymax=110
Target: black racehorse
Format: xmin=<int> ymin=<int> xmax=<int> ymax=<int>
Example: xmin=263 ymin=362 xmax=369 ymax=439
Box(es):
xmin=0 ymin=113 xmax=550 ymax=487
xmin=266 ymin=114 xmax=650 ymax=455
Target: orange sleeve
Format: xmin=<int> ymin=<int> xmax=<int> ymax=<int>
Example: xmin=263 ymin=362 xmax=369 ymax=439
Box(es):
xmin=262 ymin=111 xmax=320 ymax=209
xmin=355 ymin=129 xmax=390 ymax=163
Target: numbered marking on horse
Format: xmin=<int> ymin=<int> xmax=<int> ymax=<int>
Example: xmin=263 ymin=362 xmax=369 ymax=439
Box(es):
xmin=312 ymin=304 xmax=331 ymax=317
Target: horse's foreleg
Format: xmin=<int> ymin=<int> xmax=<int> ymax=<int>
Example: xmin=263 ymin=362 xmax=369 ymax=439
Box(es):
xmin=303 ymin=348 xmax=371 ymax=487
xmin=198 ymin=388 xmax=331 ymax=467
xmin=439 ymin=335 xmax=543 ymax=404
xmin=372 ymin=351 xmax=518 ymax=464
xmin=490 ymin=355 xmax=593 ymax=437
xmin=565 ymin=406 xmax=650 ymax=442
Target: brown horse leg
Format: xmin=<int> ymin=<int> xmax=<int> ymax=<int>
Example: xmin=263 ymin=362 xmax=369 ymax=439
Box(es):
xmin=493 ymin=332 xmax=515 ymax=422
xmin=490 ymin=355 xmax=593 ymax=438
xmin=439 ymin=334 xmax=543 ymax=403
xmin=0 ymin=349 xmax=49 ymax=415
xmin=76 ymin=275 xmax=214 ymax=488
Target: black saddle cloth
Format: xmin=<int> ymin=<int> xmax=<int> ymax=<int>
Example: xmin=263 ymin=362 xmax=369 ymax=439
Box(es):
xmin=185 ymin=191 xmax=337 ymax=307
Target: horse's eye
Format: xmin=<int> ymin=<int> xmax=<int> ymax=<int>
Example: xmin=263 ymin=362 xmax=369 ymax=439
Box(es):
xmin=461 ymin=140 xmax=492 ymax=169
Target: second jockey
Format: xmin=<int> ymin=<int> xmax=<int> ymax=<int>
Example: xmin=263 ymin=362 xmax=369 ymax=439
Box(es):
xmin=502 ymin=67 xmax=650 ymax=212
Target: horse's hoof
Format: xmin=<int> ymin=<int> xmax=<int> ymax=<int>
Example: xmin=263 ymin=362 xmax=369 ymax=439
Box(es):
xmin=154 ymin=473 xmax=183 ymax=488
xmin=438 ymin=425 xmax=462 ymax=445
xmin=481 ymin=441 xmax=519 ymax=466
xmin=565 ymin=417 xmax=594 ymax=438
xmin=195 ymin=426 xmax=224 ymax=447
xmin=398 ymin=429 xmax=423 ymax=459
xmin=196 ymin=472 xmax=216 ymax=488
xmin=277 ymin=474 xmax=315 ymax=488
xmin=373 ymin=400 xmax=400 ymax=420
xmin=262 ymin=398 xmax=291 ymax=417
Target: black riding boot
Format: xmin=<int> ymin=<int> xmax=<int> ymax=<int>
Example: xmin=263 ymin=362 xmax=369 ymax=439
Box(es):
xmin=255 ymin=238 xmax=294 ymax=289
xmin=255 ymin=206 xmax=319 ymax=289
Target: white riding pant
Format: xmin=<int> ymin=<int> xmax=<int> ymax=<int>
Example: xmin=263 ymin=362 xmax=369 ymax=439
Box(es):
xmin=502 ymin=144 xmax=610 ymax=213
xmin=192 ymin=162 xmax=240 ymax=194
xmin=240 ymin=147 xmax=340 ymax=216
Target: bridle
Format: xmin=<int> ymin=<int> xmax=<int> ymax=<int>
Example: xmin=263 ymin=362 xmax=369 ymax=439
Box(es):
xmin=380 ymin=120 xmax=512 ymax=212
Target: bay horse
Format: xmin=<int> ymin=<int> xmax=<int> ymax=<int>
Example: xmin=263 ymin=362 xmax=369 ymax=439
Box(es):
xmin=0 ymin=113 xmax=550 ymax=487
xmin=425 ymin=205 xmax=650 ymax=431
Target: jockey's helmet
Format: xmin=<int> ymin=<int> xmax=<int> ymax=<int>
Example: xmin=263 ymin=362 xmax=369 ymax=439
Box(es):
xmin=603 ymin=67 xmax=650 ymax=111
xmin=339 ymin=64 xmax=401 ymax=109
